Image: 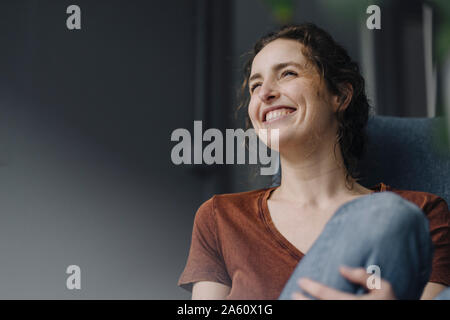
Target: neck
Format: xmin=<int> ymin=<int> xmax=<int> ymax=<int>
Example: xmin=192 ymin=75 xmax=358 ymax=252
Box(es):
xmin=273 ymin=138 xmax=370 ymax=207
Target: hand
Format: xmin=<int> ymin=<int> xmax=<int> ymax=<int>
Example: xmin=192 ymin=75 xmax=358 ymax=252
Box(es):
xmin=291 ymin=266 xmax=397 ymax=300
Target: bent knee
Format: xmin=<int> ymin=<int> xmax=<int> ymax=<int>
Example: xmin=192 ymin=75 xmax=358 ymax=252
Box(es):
xmin=360 ymin=192 xmax=429 ymax=236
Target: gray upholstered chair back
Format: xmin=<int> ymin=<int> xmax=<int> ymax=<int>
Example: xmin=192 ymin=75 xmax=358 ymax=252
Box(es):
xmin=271 ymin=116 xmax=450 ymax=204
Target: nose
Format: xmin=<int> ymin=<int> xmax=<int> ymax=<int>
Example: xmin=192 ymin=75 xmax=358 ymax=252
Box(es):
xmin=258 ymin=80 xmax=280 ymax=104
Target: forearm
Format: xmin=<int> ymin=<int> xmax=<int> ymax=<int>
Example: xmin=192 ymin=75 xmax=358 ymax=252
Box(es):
xmin=192 ymin=281 xmax=231 ymax=300
xmin=420 ymin=282 xmax=448 ymax=300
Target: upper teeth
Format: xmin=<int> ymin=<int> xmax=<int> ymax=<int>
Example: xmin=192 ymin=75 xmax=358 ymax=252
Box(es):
xmin=265 ymin=108 xmax=295 ymax=121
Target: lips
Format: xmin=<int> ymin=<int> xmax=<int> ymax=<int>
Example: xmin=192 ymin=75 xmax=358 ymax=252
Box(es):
xmin=262 ymin=105 xmax=297 ymax=122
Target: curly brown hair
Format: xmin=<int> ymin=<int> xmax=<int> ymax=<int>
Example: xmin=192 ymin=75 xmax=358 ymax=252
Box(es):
xmin=236 ymin=23 xmax=372 ymax=185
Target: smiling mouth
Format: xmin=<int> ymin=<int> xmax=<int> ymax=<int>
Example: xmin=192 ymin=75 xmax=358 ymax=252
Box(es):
xmin=263 ymin=107 xmax=297 ymax=123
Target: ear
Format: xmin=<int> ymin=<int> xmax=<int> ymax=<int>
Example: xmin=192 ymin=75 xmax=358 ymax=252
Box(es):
xmin=332 ymin=83 xmax=353 ymax=113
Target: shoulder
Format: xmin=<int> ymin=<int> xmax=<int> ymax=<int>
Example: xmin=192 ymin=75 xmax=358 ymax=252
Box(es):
xmin=213 ymin=187 xmax=270 ymax=209
xmin=194 ymin=187 xmax=273 ymax=221
xmin=386 ymin=186 xmax=449 ymax=218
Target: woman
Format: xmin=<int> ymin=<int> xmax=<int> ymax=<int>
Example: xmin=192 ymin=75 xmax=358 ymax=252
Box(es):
xmin=178 ymin=23 xmax=450 ymax=300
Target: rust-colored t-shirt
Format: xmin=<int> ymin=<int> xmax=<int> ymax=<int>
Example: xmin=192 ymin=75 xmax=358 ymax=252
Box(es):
xmin=178 ymin=182 xmax=450 ymax=299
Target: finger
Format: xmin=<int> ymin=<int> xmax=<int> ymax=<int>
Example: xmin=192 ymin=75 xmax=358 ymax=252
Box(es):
xmin=291 ymin=291 xmax=310 ymax=300
xmin=298 ymin=278 xmax=357 ymax=300
xmin=339 ymin=266 xmax=371 ymax=289
xmin=359 ymin=287 xmax=393 ymax=300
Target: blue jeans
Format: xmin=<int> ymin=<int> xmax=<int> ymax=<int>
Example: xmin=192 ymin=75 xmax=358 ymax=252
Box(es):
xmin=278 ymin=191 xmax=449 ymax=300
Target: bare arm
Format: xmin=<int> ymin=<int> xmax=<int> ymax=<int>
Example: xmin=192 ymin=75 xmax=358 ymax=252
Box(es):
xmin=420 ymin=282 xmax=448 ymax=300
xmin=292 ymin=267 xmax=449 ymax=300
xmin=192 ymin=281 xmax=231 ymax=300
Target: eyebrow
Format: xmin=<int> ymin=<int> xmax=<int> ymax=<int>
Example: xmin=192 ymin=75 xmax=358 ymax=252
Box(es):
xmin=249 ymin=61 xmax=304 ymax=82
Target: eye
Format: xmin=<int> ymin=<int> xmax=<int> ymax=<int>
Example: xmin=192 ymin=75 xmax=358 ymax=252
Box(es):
xmin=282 ymin=70 xmax=297 ymax=78
xmin=250 ymin=83 xmax=261 ymax=93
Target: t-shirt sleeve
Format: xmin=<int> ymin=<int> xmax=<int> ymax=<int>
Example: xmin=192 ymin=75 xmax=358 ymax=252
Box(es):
xmin=426 ymin=196 xmax=450 ymax=286
xmin=178 ymin=196 xmax=232 ymax=292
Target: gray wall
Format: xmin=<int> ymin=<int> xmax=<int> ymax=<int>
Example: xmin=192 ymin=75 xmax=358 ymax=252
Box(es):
xmin=0 ymin=0 xmax=201 ymax=299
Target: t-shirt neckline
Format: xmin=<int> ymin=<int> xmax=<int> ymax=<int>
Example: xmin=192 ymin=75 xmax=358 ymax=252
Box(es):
xmin=259 ymin=182 xmax=389 ymax=260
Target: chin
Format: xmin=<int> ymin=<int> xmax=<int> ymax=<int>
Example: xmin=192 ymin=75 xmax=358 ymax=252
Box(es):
xmin=259 ymin=131 xmax=290 ymax=152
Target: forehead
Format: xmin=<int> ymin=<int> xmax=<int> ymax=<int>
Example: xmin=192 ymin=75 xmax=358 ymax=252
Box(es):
xmin=251 ymin=38 xmax=308 ymax=74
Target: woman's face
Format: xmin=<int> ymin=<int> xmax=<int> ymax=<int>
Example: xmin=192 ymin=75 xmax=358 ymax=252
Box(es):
xmin=248 ymin=38 xmax=340 ymax=152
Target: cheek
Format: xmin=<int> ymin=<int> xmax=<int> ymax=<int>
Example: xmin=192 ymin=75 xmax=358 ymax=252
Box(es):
xmin=247 ymin=99 xmax=258 ymax=122
xmin=292 ymin=81 xmax=327 ymax=109
xmin=283 ymin=80 xmax=310 ymax=104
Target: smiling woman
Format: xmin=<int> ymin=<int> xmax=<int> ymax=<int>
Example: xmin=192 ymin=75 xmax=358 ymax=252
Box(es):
xmin=178 ymin=23 xmax=450 ymax=300
xmin=240 ymin=24 xmax=370 ymax=186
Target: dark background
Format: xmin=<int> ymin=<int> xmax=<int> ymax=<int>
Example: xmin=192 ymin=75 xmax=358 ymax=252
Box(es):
xmin=0 ymin=0 xmax=448 ymax=298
